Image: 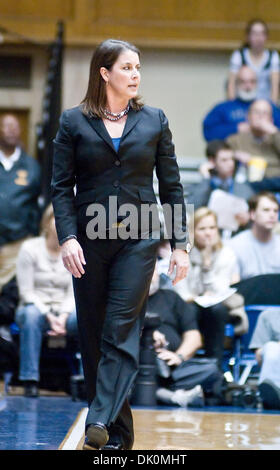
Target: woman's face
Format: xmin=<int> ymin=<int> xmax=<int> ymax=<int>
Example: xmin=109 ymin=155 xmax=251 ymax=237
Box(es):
xmin=102 ymin=49 xmax=141 ymax=101
xmin=247 ymin=23 xmax=267 ymax=50
xmin=195 ymin=215 xmax=219 ymax=249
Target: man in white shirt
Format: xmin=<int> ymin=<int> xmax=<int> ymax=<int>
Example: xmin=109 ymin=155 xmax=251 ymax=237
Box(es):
xmin=228 ymin=191 xmax=280 ymax=280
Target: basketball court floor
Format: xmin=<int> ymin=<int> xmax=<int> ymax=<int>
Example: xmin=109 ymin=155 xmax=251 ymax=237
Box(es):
xmin=0 ymin=391 xmax=279 ymax=451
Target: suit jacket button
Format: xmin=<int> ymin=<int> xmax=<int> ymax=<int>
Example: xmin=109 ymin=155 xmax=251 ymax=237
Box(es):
xmin=114 ymin=160 xmax=121 ymax=166
xmin=113 ymin=180 xmax=120 ymax=187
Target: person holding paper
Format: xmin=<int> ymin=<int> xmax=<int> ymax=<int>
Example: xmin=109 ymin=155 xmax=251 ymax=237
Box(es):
xmin=188 ymin=141 xmax=254 ymax=231
xmin=174 ymin=208 xmax=244 ymax=368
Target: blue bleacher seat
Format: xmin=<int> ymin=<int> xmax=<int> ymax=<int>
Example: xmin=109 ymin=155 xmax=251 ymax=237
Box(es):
xmin=233 ymin=305 xmax=280 ymax=384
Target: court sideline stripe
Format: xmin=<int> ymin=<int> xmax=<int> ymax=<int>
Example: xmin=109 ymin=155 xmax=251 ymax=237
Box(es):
xmin=59 ymin=407 xmax=88 ymax=450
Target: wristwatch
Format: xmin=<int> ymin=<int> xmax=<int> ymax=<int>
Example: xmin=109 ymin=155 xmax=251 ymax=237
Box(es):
xmin=173 ymin=243 xmax=192 ymax=253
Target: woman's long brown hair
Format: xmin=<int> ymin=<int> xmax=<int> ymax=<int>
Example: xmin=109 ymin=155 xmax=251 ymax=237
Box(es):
xmin=80 ymin=39 xmax=144 ymax=118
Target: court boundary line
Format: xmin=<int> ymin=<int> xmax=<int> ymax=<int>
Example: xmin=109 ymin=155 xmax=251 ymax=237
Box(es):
xmin=59 ymin=407 xmax=88 ymax=450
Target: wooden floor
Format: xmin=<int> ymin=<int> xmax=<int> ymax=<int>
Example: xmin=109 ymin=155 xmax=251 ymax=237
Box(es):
xmin=1 ymin=381 xmax=279 ymax=451
xmin=60 ymin=407 xmax=280 ymax=451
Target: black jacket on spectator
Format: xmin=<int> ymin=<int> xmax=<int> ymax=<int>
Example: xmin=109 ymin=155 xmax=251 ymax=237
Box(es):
xmin=0 ymin=276 xmax=19 ymax=325
xmin=0 ymin=276 xmax=19 ymax=372
xmin=0 ymin=150 xmax=42 ymax=246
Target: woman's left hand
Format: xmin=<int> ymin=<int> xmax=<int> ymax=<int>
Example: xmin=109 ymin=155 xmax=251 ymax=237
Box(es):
xmin=167 ymin=249 xmax=190 ymax=285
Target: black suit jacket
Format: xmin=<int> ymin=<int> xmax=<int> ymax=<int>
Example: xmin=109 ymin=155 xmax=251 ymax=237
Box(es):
xmin=51 ymin=104 xmax=188 ymax=249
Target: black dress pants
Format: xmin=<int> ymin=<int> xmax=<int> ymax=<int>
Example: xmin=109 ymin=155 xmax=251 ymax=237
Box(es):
xmin=72 ymin=231 xmax=160 ymax=448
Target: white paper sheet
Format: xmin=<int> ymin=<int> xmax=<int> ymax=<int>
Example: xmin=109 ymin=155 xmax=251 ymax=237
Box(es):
xmin=208 ymin=189 xmax=248 ymax=231
xmin=194 ymin=288 xmax=237 ymax=308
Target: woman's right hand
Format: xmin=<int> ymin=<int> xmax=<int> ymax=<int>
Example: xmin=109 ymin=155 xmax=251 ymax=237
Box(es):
xmin=61 ymin=238 xmax=86 ymax=278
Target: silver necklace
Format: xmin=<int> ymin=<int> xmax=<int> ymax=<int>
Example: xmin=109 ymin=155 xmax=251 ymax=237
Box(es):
xmin=103 ymin=104 xmax=130 ymax=121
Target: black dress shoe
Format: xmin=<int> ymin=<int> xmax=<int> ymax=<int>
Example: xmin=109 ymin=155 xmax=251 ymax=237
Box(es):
xmin=24 ymin=381 xmax=39 ymax=398
xmin=101 ymin=433 xmax=134 ymax=450
xmin=83 ymin=423 xmax=109 ymax=450
xmin=83 ymin=436 xmax=99 ymax=451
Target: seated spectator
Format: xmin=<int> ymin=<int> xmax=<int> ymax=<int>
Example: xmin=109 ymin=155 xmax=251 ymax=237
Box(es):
xmin=203 ymin=66 xmax=280 ymax=142
xmin=146 ymin=264 xmax=224 ymax=407
xmin=15 ymin=204 xmax=77 ymax=398
xmin=226 ymin=99 xmax=280 ymax=178
xmin=0 ymin=114 xmax=42 ymax=292
xmin=249 ymin=307 xmax=280 ymax=409
xmin=228 ymin=192 xmax=280 ymax=280
xmin=173 ymin=208 xmax=246 ymax=368
xmin=199 ymin=139 xmax=246 ymax=183
xmin=188 ymin=141 xmax=254 ymax=231
xmin=0 ymin=276 xmax=19 ymax=375
xmin=201 ymin=142 xmax=280 ymax=195
xmin=227 ymin=19 xmax=280 ymax=103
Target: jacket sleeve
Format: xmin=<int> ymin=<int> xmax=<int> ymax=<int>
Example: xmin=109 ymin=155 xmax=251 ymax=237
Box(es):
xmin=51 ymin=110 xmax=77 ymax=245
xmin=155 ymin=109 xmax=189 ymax=250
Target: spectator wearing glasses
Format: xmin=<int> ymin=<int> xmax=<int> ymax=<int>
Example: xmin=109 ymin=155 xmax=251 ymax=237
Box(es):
xmin=203 ymin=66 xmax=280 ymax=142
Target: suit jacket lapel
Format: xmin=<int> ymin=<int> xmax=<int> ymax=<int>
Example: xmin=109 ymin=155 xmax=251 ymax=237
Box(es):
xmin=121 ymin=107 xmax=141 ymax=141
xmin=83 ymin=113 xmax=116 ymax=153
xmin=82 ymin=106 xmax=142 ymax=154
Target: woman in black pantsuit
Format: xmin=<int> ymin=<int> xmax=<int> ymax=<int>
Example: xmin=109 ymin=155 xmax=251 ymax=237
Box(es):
xmin=51 ymin=39 xmax=190 ymax=450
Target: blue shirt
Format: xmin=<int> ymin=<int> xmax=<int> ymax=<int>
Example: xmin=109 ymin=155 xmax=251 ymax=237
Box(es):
xmin=112 ymin=137 xmax=121 ymax=152
xmin=203 ymin=98 xmax=280 ymax=142
xmin=210 ymin=176 xmax=234 ymax=193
